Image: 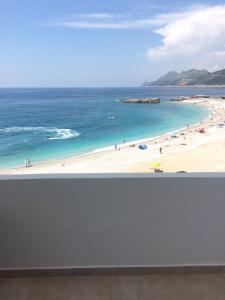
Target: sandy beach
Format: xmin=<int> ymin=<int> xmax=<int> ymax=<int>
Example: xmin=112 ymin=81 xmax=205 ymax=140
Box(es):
xmin=1 ymin=97 xmax=225 ymax=174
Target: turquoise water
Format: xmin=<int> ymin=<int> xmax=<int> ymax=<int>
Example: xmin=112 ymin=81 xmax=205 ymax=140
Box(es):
xmin=0 ymin=86 xmax=219 ymax=168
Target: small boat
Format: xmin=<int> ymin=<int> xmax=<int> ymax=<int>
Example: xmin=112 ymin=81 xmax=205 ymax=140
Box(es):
xmin=108 ymin=116 xmax=115 ymax=119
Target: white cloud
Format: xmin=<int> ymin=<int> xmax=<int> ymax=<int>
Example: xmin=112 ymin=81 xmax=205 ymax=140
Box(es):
xmin=147 ymin=5 xmax=225 ymax=71
xmin=54 ymin=20 xmax=142 ymax=29
xmin=54 ymin=19 xmax=161 ymax=30
xmin=48 ymin=12 xmax=176 ymax=30
xmin=47 ymin=6 xmax=225 ymax=73
xmin=79 ymin=13 xmax=119 ymax=19
xmin=216 ymin=50 xmax=225 ymax=57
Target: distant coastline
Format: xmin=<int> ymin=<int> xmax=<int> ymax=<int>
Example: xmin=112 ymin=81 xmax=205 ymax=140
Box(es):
xmin=143 ymin=68 xmax=225 ymax=87
xmin=143 ymin=85 xmax=225 ymax=88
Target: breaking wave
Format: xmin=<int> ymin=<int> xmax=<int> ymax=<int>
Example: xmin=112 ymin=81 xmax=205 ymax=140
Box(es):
xmin=0 ymin=127 xmax=80 ymax=140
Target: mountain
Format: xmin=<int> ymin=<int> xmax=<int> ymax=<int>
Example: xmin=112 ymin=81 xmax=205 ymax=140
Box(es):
xmin=143 ymin=69 xmax=225 ymax=86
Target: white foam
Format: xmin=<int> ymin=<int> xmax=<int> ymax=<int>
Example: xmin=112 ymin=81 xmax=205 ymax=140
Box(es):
xmin=47 ymin=129 xmax=80 ymax=140
xmin=0 ymin=127 xmax=80 ymax=140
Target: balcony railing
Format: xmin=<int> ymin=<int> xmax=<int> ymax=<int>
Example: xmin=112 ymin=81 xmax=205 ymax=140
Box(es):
xmin=0 ymin=173 xmax=225 ymax=275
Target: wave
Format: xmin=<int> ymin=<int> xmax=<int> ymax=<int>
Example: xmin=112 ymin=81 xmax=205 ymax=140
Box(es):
xmin=47 ymin=129 xmax=80 ymax=140
xmin=0 ymin=127 xmax=80 ymax=140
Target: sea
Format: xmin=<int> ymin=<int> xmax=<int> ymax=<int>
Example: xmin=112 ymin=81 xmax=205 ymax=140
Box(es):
xmin=0 ymin=86 xmax=224 ymax=169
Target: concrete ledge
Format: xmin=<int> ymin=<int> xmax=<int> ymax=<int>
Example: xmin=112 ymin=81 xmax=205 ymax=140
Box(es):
xmin=0 ymin=266 xmax=225 ymax=278
xmin=1 ymin=172 xmax=225 ymax=180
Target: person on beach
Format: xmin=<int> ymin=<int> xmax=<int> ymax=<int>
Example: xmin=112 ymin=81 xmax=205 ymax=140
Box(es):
xmin=27 ymin=159 xmax=31 ymax=167
xmin=160 ymin=147 xmax=163 ymax=154
xmin=24 ymin=158 xmax=31 ymax=168
xmin=115 ymin=144 xmax=118 ymax=150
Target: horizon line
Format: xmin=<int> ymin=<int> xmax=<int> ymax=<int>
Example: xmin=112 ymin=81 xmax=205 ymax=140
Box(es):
xmin=0 ymin=86 xmax=142 ymax=89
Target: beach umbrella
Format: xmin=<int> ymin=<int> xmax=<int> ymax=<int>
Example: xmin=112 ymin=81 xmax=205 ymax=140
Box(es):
xmin=139 ymin=144 xmax=148 ymax=150
xmin=151 ymin=161 xmax=161 ymax=168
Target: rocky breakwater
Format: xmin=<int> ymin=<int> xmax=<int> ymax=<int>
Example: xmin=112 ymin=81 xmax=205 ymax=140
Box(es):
xmin=121 ymin=97 xmax=160 ymax=104
xmin=170 ymin=95 xmax=210 ymax=102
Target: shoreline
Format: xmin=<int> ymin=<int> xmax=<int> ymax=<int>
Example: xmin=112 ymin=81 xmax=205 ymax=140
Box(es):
xmin=0 ymin=124 xmax=197 ymax=171
xmin=1 ymin=97 xmax=224 ymax=174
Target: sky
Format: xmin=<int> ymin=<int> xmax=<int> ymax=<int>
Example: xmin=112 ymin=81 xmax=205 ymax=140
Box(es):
xmin=1 ymin=0 xmax=225 ymax=87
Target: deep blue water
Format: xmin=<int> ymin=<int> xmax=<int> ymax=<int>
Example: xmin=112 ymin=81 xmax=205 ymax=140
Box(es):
xmin=1 ymin=86 xmax=223 ymax=168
